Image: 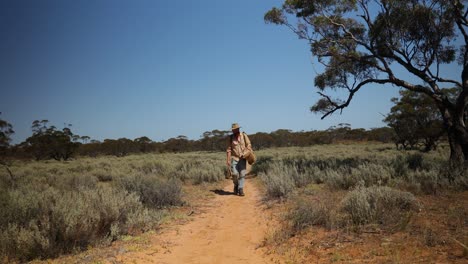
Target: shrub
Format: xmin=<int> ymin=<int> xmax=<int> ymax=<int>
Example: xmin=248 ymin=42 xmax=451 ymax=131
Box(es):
xmin=323 ymin=169 xmax=350 ymax=190
xmin=391 ymin=155 xmax=409 ymax=177
xmin=0 ymin=185 xmax=155 ymax=261
xmin=406 ymin=153 xmax=424 ymax=170
xmin=258 ymin=157 xmax=324 ymax=189
xmin=391 ymin=153 xmax=427 ymax=178
xmin=453 ymin=169 xmax=468 ymax=190
xmin=137 ymin=159 xmax=170 ymax=175
xmin=282 ymin=156 xmax=366 ymax=172
xmin=288 ymin=197 xmax=332 ymax=231
xmin=93 ymin=167 xmax=114 ymax=182
xmin=172 ymin=159 xmax=224 ymax=184
xmin=259 ymin=163 xmax=295 ymax=199
xmin=324 ymin=163 xmax=392 ymax=190
xmin=340 ymin=186 xmax=419 ymax=227
xmin=126 ymin=208 xmax=166 ymax=233
xmin=413 ymin=170 xmax=440 ymax=194
xmin=0 ymin=151 xmax=226 ymax=262
xmin=117 ymin=175 xmax=183 ymax=208
xmin=291 ymin=165 xmax=322 ymax=187
xmin=251 ymin=155 xmax=273 ymax=175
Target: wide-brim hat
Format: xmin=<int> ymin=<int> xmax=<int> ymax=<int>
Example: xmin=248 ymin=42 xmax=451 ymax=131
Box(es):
xmin=231 ymin=123 xmax=241 ymax=130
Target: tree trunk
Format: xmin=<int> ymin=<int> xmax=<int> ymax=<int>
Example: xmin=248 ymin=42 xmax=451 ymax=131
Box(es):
xmin=446 ymin=123 xmax=468 ymax=170
xmin=448 ymin=55 xmax=468 ymax=169
xmin=437 ymin=96 xmax=468 ymax=176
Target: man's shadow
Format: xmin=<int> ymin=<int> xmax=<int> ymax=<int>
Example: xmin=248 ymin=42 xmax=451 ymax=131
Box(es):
xmin=210 ymin=189 xmax=236 ymax=196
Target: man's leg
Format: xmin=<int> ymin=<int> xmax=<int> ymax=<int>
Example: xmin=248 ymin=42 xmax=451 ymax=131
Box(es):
xmin=231 ymin=159 xmax=239 ymax=194
xmin=237 ymin=159 xmax=247 ymax=196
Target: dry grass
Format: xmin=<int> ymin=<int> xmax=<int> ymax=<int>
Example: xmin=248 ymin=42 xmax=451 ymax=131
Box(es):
xmin=254 ymin=143 xmax=468 ymax=263
xmin=2 ymin=143 xmax=466 ymax=263
xmin=0 ymin=151 xmax=225 ymax=262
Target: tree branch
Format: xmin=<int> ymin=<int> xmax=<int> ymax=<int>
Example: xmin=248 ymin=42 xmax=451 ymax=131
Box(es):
xmin=319 ymin=78 xmax=391 ymax=119
xmin=357 ymin=1 xmax=394 ymax=74
xmin=427 ymin=70 xmax=462 ymax=87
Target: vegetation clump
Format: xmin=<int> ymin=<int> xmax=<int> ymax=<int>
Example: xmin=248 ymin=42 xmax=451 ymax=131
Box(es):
xmin=0 ymin=152 xmax=224 ymax=262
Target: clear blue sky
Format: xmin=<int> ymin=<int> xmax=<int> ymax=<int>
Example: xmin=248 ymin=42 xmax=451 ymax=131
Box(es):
xmin=0 ymin=0 xmax=460 ymax=143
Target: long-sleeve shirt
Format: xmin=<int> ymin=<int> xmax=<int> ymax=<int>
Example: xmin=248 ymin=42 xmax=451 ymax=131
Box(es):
xmin=226 ymin=132 xmax=252 ymax=161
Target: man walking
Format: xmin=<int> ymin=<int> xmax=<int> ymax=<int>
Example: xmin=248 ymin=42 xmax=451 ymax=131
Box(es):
xmin=226 ymin=123 xmax=252 ymax=196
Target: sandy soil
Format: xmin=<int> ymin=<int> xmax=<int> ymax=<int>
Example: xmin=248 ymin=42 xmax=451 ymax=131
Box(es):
xmin=114 ymin=180 xmax=271 ymax=264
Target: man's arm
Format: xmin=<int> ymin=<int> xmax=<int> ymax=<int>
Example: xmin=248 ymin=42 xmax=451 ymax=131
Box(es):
xmin=226 ymin=137 xmax=232 ymax=166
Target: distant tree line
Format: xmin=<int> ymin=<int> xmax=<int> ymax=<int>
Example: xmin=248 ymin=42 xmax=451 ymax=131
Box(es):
xmin=2 ymin=121 xmax=398 ymax=160
xmin=0 ymin=91 xmax=451 ymax=161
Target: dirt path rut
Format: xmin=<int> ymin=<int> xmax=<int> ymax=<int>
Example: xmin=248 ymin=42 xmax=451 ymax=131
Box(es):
xmin=117 ymin=180 xmax=271 ymax=264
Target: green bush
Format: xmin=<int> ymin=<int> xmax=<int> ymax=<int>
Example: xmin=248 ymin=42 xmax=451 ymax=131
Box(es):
xmin=172 ymin=158 xmax=224 ymax=184
xmin=0 ymin=185 xmax=158 ymax=261
xmin=324 ymin=163 xmax=392 ymax=190
xmin=259 ymin=163 xmax=295 ymax=199
xmin=323 ymin=169 xmax=349 ymax=190
xmin=406 ymin=153 xmax=424 ymax=170
xmin=288 ymin=197 xmax=333 ymax=231
xmin=117 ymin=175 xmax=183 ymax=208
xmin=251 ymin=155 xmax=273 ymax=175
xmin=391 ymin=155 xmax=409 ymax=177
xmin=282 ymin=155 xmax=367 ymax=172
xmin=0 ymin=151 xmax=226 ymax=262
xmin=340 ymin=186 xmax=419 ymax=227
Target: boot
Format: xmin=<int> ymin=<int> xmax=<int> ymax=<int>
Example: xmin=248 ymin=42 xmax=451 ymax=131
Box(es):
xmin=238 ymin=188 xmax=245 ymax=196
xmin=234 ymin=184 xmax=239 ymax=194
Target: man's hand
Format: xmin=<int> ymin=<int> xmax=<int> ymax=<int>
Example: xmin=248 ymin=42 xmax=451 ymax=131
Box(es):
xmin=226 ymin=160 xmax=231 ymax=167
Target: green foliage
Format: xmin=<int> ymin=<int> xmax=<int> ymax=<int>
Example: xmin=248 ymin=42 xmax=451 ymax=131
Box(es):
xmin=288 ymin=196 xmax=334 ymax=231
xmin=0 ymin=185 xmax=157 ymax=261
xmin=325 ymin=163 xmax=393 ymax=190
xmin=0 ymin=114 xmax=14 ymax=149
xmin=117 ymin=176 xmax=183 ymax=208
xmin=280 ymin=185 xmax=423 ymax=235
xmin=265 ymin=0 xmax=462 ymax=115
xmin=100 ymin=138 xmax=139 ymax=157
xmin=25 ymin=120 xmax=79 ymax=161
xmin=10 ymin=125 xmax=395 ymax=160
xmin=134 ymin=136 xmax=153 ymax=153
xmin=173 ymin=158 xmax=224 ymax=184
xmin=264 ymin=7 xmax=285 ymax=25
xmin=0 ymin=151 xmax=224 ymax=262
xmin=257 ymin=143 xmax=463 ymax=194
xmin=260 ymin=163 xmax=296 ymax=199
xmin=384 ymin=90 xmax=446 ymax=151
xmin=0 ymin=114 xmax=14 ymax=164
xmin=341 ymin=186 xmax=419 ymax=226
xmin=251 ymin=155 xmax=274 ymax=175
xmin=265 ymin=0 xmax=468 ymax=165
xmin=406 ymin=153 xmax=424 ymax=170
xmin=257 ymin=143 xmax=468 ymax=241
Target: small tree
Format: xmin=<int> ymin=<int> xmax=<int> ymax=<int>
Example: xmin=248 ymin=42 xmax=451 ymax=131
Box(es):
xmin=0 ymin=114 xmax=15 ymax=187
xmin=265 ymin=0 xmax=468 ymax=168
xmin=134 ymin=136 xmax=153 ymax=153
xmin=80 ymin=135 xmax=90 ymax=144
xmin=25 ymin=120 xmax=79 ymax=161
xmin=385 ymin=90 xmax=446 ymax=151
xmin=0 ymin=114 xmax=14 ymax=151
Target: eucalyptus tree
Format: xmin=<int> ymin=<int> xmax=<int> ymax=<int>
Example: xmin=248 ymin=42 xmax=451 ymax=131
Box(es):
xmin=384 ymin=90 xmax=446 ymax=151
xmin=26 ymin=120 xmax=79 ymax=160
xmin=0 ymin=114 xmax=14 ymax=149
xmin=0 ymin=114 xmax=15 ymax=185
xmin=265 ymin=0 xmax=468 ymax=167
